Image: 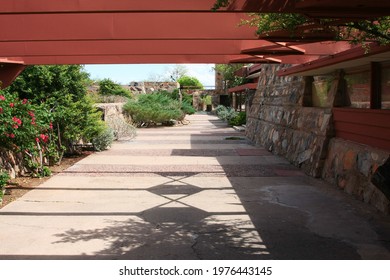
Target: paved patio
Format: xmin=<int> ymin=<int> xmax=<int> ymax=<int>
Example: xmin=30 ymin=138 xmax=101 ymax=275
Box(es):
xmin=0 ymin=113 xmax=390 ymax=259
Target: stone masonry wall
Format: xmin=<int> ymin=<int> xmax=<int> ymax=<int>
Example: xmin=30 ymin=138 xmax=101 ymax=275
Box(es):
xmin=246 ymin=64 xmax=333 ymax=177
xmin=323 ymin=138 xmax=390 ymax=214
xmin=246 ymin=64 xmax=390 ymax=214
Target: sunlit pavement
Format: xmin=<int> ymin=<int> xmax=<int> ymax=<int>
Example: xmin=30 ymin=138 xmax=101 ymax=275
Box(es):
xmin=1 ymin=113 xmax=390 ymax=259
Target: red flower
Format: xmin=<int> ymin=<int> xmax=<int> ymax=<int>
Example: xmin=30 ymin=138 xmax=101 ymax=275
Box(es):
xmin=0 ymin=95 xmax=5 ymax=101
xmin=0 ymin=107 xmax=3 ymax=113
xmin=49 ymin=122 xmax=53 ymax=129
xmin=9 ymin=133 xmax=15 ymax=138
xmin=40 ymin=134 xmax=49 ymax=143
xmin=10 ymin=103 xmax=14 ymax=108
xmin=12 ymin=117 xmax=22 ymax=125
xmin=13 ymin=125 xmax=19 ymax=129
xmin=28 ymin=111 xmax=35 ymax=117
xmin=22 ymin=99 xmax=28 ymax=104
xmin=35 ymin=137 xmax=40 ymax=143
xmin=31 ymin=120 xmax=36 ymax=125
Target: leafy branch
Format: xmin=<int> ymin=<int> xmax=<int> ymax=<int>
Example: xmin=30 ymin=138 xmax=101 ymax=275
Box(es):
xmin=211 ymin=1 xmax=390 ymax=46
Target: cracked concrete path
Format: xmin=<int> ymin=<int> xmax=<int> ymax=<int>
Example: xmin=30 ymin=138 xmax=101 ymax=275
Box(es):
xmin=1 ymin=113 xmax=390 ymax=259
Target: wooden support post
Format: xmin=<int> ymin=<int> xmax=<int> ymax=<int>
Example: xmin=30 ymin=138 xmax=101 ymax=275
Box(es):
xmin=370 ymin=62 xmax=381 ymax=109
xmin=0 ymin=63 xmax=26 ymax=89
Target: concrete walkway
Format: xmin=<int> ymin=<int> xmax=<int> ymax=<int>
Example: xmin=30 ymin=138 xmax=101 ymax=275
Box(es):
xmin=1 ymin=113 xmax=390 ymax=259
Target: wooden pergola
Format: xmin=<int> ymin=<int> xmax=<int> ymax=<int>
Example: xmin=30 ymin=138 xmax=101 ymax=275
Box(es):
xmin=0 ymin=0 xmax=389 ymax=87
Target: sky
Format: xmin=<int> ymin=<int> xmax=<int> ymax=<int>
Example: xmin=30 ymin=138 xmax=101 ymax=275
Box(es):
xmin=83 ymin=64 xmax=216 ymax=89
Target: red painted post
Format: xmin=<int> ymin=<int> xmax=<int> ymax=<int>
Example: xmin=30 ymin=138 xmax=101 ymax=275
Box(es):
xmin=0 ymin=63 xmax=26 ymax=88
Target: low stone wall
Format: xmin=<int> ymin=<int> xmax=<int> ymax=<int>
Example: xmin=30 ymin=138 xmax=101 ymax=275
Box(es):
xmin=246 ymin=65 xmax=333 ymax=177
xmin=96 ymin=103 xmax=126 ymax=121
xmin=323 ymin=138 xmax=390 ymax=213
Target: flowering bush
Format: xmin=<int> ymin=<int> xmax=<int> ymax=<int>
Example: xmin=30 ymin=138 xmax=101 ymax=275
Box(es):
xmin=8 ymin=65 xmax=106 ymax=154
xmin=0 ymin=91 xmax=55 ymax=176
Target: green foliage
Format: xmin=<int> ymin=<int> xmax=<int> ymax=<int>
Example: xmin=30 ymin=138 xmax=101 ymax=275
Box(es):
xmin=215 ymin=64 xmax=247 ymax=88
xmin=160 ymin=89 xmax=196 ymax=115
xmin=7 ymin=65 xmax=106 ymax=154
xmin=228 ymin=112 xmax=246 ymax=126
xmin=215 ymin=105 xmax=238 ymax=122
xmin=181 ymin=101 xmax=196 ymax=115
xmin=0 ymin=170 xmax=10 ymax=202
xmin=92 ymin=127 xmax=115 ymax=152
xmin=211 ymin=0 xmax=230 ymax=11
xmin=39 ymin=166 xmax=52 ymax=178
xmin=123 ymin=94 xmax=183 ymax=127
xmin=212 ymin=1 xmax=389 ymax=46
xmin=242 ymin=13 xmax=390 ymax=46
xmin=98 ymin=78 xmax=133 ymax=98
xmin=201 ymin=95 xmax=212 ymax=105
xmin=242 ymin=13 xmax=307 ymax=36
xmin=0 ymin=170 xmax=10 ymax=189
xmin=340 ymin=18 xmax=390 ymax=46
xmin=178 ymin=75 xmax=204 ymax=90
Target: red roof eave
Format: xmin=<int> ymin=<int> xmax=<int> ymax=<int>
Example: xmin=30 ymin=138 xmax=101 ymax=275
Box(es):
xmin=228 ymin=83 xmax=258 ymax=93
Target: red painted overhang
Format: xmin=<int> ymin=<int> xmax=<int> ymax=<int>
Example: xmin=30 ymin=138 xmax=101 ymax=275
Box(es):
xmin=0 ymin=1 xmax=388 ymax=65
xmin=0 ymin=0 xmax=295 ymax=14
xmin=1 ymin=0 xmax=387 ymax=17
xmin=228 ymin=83 xmax=258 ymax=93
xmin=278 ymin=44 xmax=390 ymax=76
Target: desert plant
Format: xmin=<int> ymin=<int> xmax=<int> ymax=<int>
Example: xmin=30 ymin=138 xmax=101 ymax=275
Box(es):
xmin=215 ymin=105 xmax=238 ymax=122
xmin=123 ymin=94 xmax=183 ymax=127
xmin=106 ymin=116 xmax=137 ymax=140
xmin=228 ymin=111 xmax=246 ymax=126
xmin=92 ymin=127 xmax=115 ymax=151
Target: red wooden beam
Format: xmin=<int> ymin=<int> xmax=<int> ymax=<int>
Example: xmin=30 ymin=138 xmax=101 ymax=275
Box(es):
xmin=278 ymin=43 xmax=390 ymax=76
xmin=241 ymin=45 xmax=305 ymax=56
xmin=0 ymin=40 xmax=260 ymax=57
xmin=295 ymin=0 xmax=389 ymax=18
xmin=0 ymin=0 xmax=295 ymax=14
xmin=0 ymin=13 xmax=257 ymax=42
xmin=228 ymin=83 xmax=258 ymax=93
xmin=5 ymin=54 xmax=264 ymax=65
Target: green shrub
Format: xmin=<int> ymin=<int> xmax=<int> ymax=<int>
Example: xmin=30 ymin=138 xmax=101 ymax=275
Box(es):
xmin=0 ymin=171 xmax=10 ymax=189
xmin=0 ymin=171 xmax=10 ymax=202
xmin=98 ymin=78 xmax=133 ymax=98
xmin=215 ymin=105 xmax=238 ymax=122
xmin=228 ymin=111 xmax=246 ymax=126
xmin=181 ymin=100 xmax=196 ymax=115
xmin=123 ymin=94 xmax=183 ymax=127
xmin=92 ymin=127 xmax=115 ymax=151
xmin=159 ymin=90 xmax=195 ymax=115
